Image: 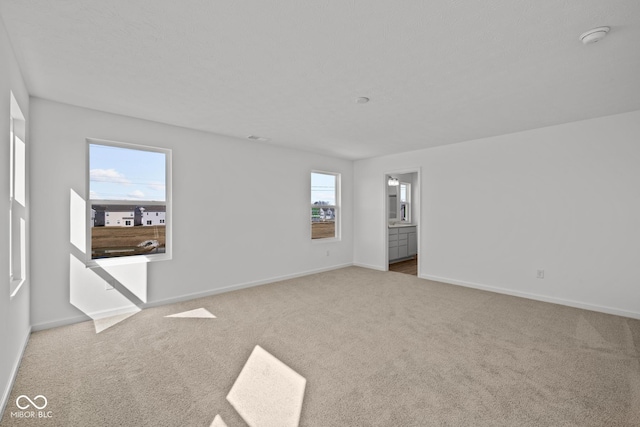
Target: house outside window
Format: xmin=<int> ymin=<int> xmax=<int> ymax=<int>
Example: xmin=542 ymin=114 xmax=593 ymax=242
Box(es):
xmin=88 ymin=139 xmax=171 ymax=264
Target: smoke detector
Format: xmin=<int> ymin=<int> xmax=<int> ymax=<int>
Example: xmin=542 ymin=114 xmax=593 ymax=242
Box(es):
xmin=580 ymin=27 xmax=610 ymax=44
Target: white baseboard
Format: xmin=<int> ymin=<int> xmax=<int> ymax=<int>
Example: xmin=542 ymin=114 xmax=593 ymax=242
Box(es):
xmin=31 ymin=263 xmax=354 ymax=331
xmin=0 ymin=326 xmax=31 ymax=421
xmin=141 ymin=262 xmax=354 ymax=309
xmin=420 ymin=274 xmax=640 ymax=320
xmin=353 ymin=262 xmax=386 ymax=272
xmin=94 ymin=306 xmax=141 ymax=320
xmin=31 ymin=314 xmax=92 ymax=332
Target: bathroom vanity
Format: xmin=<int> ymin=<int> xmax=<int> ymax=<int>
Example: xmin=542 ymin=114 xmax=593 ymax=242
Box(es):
xmin=388 ymin=224 xmax=417 ymax=262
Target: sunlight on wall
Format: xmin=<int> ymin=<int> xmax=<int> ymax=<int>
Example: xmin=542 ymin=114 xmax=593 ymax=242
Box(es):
xmin=96 ymin=259 xmax=148 ymax=303
xmin=69 ymin=254 xmax=140 ymax=333
xmin=69 ymin=189 xmax=149 ymax=333
xmin=70 ymin=190 xmax=86 ymax=253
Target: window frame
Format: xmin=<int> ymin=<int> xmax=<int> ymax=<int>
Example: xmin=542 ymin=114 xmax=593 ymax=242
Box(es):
xmin=310 ymin=170 xmax=340 ymax=242
xmin=9 ymin=92 xmax=27 ymax=297
xmin=399 ymin=182 xmax=411 ymax=223
xmin=85 ymin=138 xmax=172 ymax=268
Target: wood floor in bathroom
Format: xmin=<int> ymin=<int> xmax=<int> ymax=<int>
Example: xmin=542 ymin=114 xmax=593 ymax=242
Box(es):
xmin=389 ymin=256 xmax=417 ymax=276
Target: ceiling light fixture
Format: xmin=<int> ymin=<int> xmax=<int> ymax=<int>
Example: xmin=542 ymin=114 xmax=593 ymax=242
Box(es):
xmin=388 ymin=177 xmax=399 ymax=186
xmin=247 ymin=135 xmax=270 ymax=142
xmin=580 ymin=26 xmax=610 ymax=44
xmin=355 ymin=97 xmax=370 ymax=104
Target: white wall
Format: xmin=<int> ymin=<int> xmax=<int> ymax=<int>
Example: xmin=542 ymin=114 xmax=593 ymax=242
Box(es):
xmin=355 ymin=110 xmax=640 ymax=318
xmin=29 ymin=98 xmax=353 ymax=329
xmin=0 ymin=16 xmax=31 ymax=416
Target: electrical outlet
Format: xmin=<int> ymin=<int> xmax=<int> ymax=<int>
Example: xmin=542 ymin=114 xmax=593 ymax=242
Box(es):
xmin=326 ymin=250 xmax=330 ymax=257
xmin=536 ymin=270 xmax=544 ymax=279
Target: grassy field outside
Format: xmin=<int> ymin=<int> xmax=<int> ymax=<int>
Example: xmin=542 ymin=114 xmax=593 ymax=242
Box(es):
xmin=92 ymin=225 xmax=166 ymax=258
xmin=311 ymin=221 xmax=335 ymax=239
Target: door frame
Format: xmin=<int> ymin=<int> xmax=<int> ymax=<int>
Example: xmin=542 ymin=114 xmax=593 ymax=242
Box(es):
xmin=384 ymin=168 xmax=421 ymax=276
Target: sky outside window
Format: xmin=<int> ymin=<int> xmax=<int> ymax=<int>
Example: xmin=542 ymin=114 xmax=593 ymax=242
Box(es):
xmin=311 ymin=172 xmax=336 ymax=205
xmin=90 ymin=144 xmax=166 ymax=201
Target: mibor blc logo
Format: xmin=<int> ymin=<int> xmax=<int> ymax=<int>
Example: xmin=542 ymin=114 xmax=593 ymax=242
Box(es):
xmin=11 ymin=395 xmax=53 ymax=419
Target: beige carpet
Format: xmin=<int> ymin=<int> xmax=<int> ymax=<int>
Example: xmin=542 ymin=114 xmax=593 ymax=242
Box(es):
xmin=2 ymin=267 xmax=639 ymax=426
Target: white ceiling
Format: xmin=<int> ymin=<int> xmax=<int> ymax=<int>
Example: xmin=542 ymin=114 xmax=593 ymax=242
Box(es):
xmin=1 ymin=1 xmax=639 ymax=160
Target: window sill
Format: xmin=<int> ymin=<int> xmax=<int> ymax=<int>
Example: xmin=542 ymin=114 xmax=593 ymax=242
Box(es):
xmin=86 ymin=253 xmax=171 ymax=269
xmin=311 ymin=237 xmax=341 ymax=244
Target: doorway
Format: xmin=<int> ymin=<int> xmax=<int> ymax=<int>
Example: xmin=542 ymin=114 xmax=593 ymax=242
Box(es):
xmin=385 ymin=170 xmax=420 ymax=276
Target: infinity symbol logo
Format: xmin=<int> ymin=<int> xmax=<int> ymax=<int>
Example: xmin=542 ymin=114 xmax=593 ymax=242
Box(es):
xmin=16 ymin=395 xmax=48 ymax=410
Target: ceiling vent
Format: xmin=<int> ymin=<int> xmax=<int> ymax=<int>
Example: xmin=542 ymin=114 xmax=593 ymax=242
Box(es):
xmin=247 ymin=135 xmax=270 ymax=142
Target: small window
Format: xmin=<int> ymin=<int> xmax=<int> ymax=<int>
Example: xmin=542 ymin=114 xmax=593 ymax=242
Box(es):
xmin=9 ymin=92 xmax=27 ymax=297
xmin=399 ymin=182 xmax=411 ymax=222
xmin=88 ymin=139 xmax=171 ymax=264
xmin=311 ymin=171 xmax=339 ymax=240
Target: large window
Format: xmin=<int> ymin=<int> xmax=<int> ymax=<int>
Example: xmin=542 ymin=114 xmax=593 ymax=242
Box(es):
xmin=9 ymin=92 xmax=27 ymax=296
xmin=311 ymin=171 xmax=339 ymax=240
xmin=88 ymin=139 xmax=171 ymax=263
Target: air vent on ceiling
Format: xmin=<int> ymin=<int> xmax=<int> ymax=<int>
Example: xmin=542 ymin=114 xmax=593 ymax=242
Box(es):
xmin=247 ymin=135 xmax=270 ymax=142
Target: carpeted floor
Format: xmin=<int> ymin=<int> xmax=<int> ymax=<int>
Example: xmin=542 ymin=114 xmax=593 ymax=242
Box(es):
xmin=2 ymin=267 xmax=639 ymax=426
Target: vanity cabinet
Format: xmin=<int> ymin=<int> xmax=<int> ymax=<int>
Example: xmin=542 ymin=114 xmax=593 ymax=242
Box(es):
xmin=389 ymin=228 xmax=399 ymax=260
xmin=389 ymin=226 xmax=417 ymax=262
xmin=408 ymin=232 xmax=417 ymax=257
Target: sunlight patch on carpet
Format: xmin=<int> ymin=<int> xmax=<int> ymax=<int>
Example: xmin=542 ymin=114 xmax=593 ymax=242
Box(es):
xmin=164 ymin=308 xmax=216 ymax=318
xmin=93 ymin=310 xmax=140 ymax=333
xmin=227 ymin=345 xmax=306 ymax=427
xmin=209 ymin=414 xmax=228 ymax=427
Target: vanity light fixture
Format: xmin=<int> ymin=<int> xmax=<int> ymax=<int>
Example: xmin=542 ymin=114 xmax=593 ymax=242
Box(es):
xmin=388 ymin=177 xmax=399 ymax=186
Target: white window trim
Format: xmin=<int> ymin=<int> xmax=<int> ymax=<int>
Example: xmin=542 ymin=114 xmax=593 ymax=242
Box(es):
xmin=9 ymin=92 xmax=27 ymax=297
xmin=85 ymin=138 xmax=172 ymax=268
xmin=310 ymin=170 xmax=341 ymax=242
